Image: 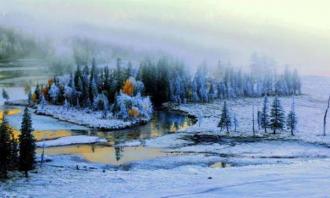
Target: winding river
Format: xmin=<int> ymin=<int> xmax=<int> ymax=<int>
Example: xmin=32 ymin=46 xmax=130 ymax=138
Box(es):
xmin=0 ymin=60 xmax=195 ymax=165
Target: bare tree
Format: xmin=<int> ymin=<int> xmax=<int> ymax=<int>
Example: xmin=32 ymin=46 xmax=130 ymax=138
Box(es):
xmin=323 ymin=96 xmax=330 ymax=136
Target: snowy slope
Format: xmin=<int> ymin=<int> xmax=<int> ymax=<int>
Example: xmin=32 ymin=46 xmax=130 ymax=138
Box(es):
xmin=2 ymin=159 xmax=330 ymax=197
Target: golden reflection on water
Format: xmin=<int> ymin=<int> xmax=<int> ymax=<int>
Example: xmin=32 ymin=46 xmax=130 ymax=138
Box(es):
xmin=38 ymin=145 xmax=169 ymax=165
xmin=0 ymin=108 xmax=21 ymax=120
xmin=12 ymin=129 xmax=72 ymax=141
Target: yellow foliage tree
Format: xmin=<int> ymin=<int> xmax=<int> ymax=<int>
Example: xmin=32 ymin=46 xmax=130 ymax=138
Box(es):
xmin=122 ymin=79 xmax=134 ymax=96
xmin=128 ymin=107 xmax=139 ymax=118
xmin=31 ymin=93 xmax=37 ymax=103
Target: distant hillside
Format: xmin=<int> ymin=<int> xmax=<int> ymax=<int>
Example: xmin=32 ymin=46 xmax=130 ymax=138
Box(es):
xmin=0 ymin=27 xmax=47 ymax=61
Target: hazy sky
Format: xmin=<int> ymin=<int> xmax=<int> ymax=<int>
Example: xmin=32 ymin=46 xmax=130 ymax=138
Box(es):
xmin=0 ymin=0 xmax=329 ymax=75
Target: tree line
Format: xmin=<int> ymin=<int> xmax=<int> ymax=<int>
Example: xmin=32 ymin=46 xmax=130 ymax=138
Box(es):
xmin=31 ymin=56 xmax=301 ymax=114
xmin=218 ymin=96 xmax=298 ymax=136
xmin=0 ymin=107 xmax=36 ymax=179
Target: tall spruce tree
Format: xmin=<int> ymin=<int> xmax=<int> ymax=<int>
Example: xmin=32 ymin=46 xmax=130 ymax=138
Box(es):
xmin=9 ymin=132 xmax=19 ymax=171
xmin=261 ymin=96 xmax=270 ymax=133
xmin=269 ymin=96 xmax=285 ymax=134
xmin=218 ymin=101 xmax=232 ymax=133
xmin=19 ymin=107 xmax=36 ymax=177
xmin=0 ymin=116 xmax=11 ymax=178
xmin=287 ymin=96 xmax=298 ymax=136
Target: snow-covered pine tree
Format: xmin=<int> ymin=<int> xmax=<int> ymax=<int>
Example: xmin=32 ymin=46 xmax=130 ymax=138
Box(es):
xmin=19 ymin=107 xmax=36 ymax=177
xmin=287 ymin=96 xmax=298 ymax=136
xmin=208 ymin=82 xmax=216 ymax=102
xmin=218 ymin=101 xmax=232 ymax=134
xmin=261 ymin=96 xmax=270 ymax=133
xmin=49 ymin=83 xmax=60 ymax=104
xmin=269 ymin=96 xmax=285 ymax=134
xmin=193 ymin=64 xmax=208 ymax=103
xmin=39 ymin=93 xmax=47 ymax=109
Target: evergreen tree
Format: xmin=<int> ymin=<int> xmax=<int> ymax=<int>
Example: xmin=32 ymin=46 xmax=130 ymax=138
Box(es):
xmin=33 ymin=84 xmax=41 ymax=103
xmin=261 ymin=96 xmax=270 ymax=133
xmin=19 ymin=107 xmax=36 ymax=177
xmin=89 ymin=59 xmax=97 ymax=103
xmin=9 ymin=133 xmax=18 ymax=171
xmin=287 ymin=96 xmax=298 ymax=136
xmin=28 ymin=91 xmax=33 ymax=106
xmin=0 ymin=116 xmax=11 ymax=178
xmin=2 ymin=88 xmax=9 ymax=101
xmin=257 ymin=111 xmax=262 ymax=130
xmin=218 ymin=101 xmax=232 ymax=133
xmin=269 ymin=96 xmax=285 ymax=134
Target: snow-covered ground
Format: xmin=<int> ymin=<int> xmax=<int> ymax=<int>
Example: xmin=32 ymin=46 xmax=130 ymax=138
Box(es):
xmin=2 ymin=76 xmax=330 ymax=197
xmin=36 ymin=135 xmax=107 ymax=147
xmin=6 ymin=106 xmax=88 ymax=131
xmin=2 ymin=157 xmax=330 ymax=197
xmin=35 ymin=105 xmax=150 ymax=130
xmin=172 ymin=76 xmax=330 ymax=145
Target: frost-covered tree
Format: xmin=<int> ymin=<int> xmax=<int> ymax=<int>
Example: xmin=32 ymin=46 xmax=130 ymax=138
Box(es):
xmin=287 ymin=96 xmax=298 ymax=136
xmin=49 ymin=83 xmax=60 ymax=104
xmin=93 ymin=92 xmax=109 ymax=111
xmin=269 ymin=96 xmax=285 ymax=134
xmin=261 ymin=96 xmax=270 ymax=133
xmin=193 ymin=64 xmax=208 ymax=103
xmin=208 ymin=82 xmax=216 ymax=102
xmin=115 ymin=78 xmax=153 ymax=121
xmin=218 ymin=101 xmax=232 ymax=133
xmin=39 ymin=93 xmax=47 ymax=109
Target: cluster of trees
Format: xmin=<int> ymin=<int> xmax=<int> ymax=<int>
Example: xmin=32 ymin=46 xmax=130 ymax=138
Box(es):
xmin=33 ymin=58 xmax=152 ymax=120
xmin=136 ymin=57 xmax=301 ymax=106
xmin=0 ymin=107 xmax=36 ymax=179
xmin=31 ymin=56 xmax=301 ymax=122
xmin=218 ymin=96 xmax=298 ymax=136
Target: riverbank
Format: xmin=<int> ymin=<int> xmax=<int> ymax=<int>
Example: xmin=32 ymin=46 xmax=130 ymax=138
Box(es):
xmin=34 ymin=104 xmax=150 ymax=130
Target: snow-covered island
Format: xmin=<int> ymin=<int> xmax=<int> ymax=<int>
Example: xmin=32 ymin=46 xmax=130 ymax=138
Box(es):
xmin=29 ymin=62 xmax=153 ymax=130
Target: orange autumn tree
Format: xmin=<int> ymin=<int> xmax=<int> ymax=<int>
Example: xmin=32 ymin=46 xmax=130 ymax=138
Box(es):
xmin=122 ymin=78 xmax=134 ymax=96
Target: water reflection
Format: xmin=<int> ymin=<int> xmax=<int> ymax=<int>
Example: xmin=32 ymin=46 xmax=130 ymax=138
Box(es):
xmin=94 ymin=111 xmax=194 ymax=145
xmin=40 ymin=111 xmax=193 ymax=164
xmin=38 ymin=145 xmax=170 ymax=165
xmin=5 ymin=108 xmax=193 ymax=164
